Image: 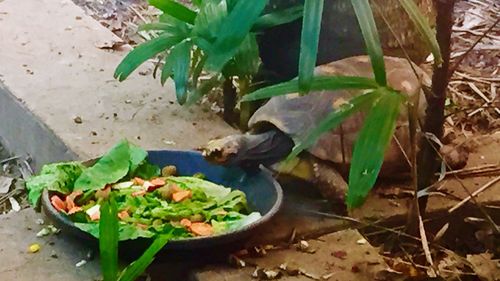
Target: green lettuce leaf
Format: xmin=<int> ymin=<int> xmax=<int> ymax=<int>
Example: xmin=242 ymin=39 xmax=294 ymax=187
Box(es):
xmin=167 ymin=176 xmax=231 ymax=199
xmin=131 ymin=162 xmax=161 ymax=179
xmin=25 ymin=162 xmax=86 ymax=207
xmin=74 ymin=140 xmax=140 ymax=191
xmin=128 ymin=144 xmax=148 ymax=174
xmin=217 ymin=190 xmax=248 ymax=212
xmin=212 ymin=212 xmax=261 ymax=234
xmin=75 ymin=222 xmax=156 ymax=240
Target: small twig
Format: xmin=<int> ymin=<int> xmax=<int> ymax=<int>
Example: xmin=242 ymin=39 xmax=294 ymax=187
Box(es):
xmin=448 ymin=175 xmax=500 ymax=214
xmin=0 ymin=156 xmax=20 ymax=165
xmin=439 ymin=164 xmax=500 ymax=177
xmin=418 ymin=213 xmax=433 ymax=266
xmin=127 ymin=5 xmax=150 ymax=24
xmin=299 ymin=209 xmax=423 ymax=243
xmin=455 ymin=72 xmax=500 ymax=83
xmin=468 ymin=82 xmax=500 ymax=115
xmin=420 ymin=132 xmax=499 ymax=234
xmin=433 ymin=223 xmax=449 ymax=242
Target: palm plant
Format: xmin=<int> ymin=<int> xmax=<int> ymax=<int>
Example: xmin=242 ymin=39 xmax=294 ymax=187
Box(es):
xmin=114 ymin=0 xmax=302 ymax=106
xmin=243 ymin=0 xmax=441 ymax=208
xmin=115 ymin=0 xmax=441 ymax=208
xmin=104 ymin=1 xmax=450 ymax=279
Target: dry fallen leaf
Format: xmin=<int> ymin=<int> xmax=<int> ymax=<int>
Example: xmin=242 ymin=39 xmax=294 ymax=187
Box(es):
xmin=94 ymin=40 xmax=127 ymax=51
xmin=331 ymin=250 xmax=347 ymax=260
xmin=467 ymin=253 xmax=500 ymax=281
xmin=0 ymin=176 xmax=13 ymax=193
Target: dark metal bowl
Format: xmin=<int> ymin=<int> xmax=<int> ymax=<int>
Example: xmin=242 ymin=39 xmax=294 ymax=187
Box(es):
xmin=41 ymin=150 xmax=283 ymax=258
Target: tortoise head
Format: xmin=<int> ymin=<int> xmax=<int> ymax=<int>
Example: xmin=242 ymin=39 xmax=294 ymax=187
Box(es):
xmin=201 ymin=135 xmax=244 ymax=165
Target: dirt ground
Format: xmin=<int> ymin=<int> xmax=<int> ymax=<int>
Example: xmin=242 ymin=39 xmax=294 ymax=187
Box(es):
xmin=3 ymin=0 xmax=498 ymax=280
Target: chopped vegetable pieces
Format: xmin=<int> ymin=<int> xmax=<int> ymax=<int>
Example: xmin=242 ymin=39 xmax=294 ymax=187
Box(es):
xmin=172 ymin=190 xmax=192 ymax=202
xmin=27 ymin=140 xmax=262 ymax=242
xmin=189 ymin=222 xmax=214 ymax=236
xmin=51 ymin=195 xmax=66 ymax=212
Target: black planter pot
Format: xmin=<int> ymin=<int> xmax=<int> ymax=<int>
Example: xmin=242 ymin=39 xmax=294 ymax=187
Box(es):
xmin=257 ymin=0 xmax=435 ymax=81
xmin=258 ymin=0 xmax=365 ymax=81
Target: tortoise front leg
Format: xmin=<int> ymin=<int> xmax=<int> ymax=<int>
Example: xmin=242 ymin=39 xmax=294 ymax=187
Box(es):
xmin=311 ymin=159 xmax=348 ymax=206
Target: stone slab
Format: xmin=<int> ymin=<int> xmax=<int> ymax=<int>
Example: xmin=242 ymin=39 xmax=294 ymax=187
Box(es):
xmin=0 ymin=209 xmax=101 ymax=280
xmin=195 ymin=229 xmax=388 ymax=281
xmin=0 ymin=0 xmax=235 ymax=171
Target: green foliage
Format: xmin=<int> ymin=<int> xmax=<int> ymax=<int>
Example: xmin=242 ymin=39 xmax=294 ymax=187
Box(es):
xmin=100 ymin=195 xmax=119 ymax=281
xmin=346 ymin=89 xmax=404 ymax=208
xmin=74 ymin=140 xmax=140 ymax=191
xmin=242 ymin=76 xmax=379 ymax=102
xmin=113 ymin=0 xmax=438 ymax=210
xmin=287 ymin=91 xmax=382 ymax=160
xmin=398 ymin=0 xmax=442 ymax=66
xmin=149 ymin=0 xmax=196 ymax=24
xmin=98 ymin=192 xmax=171 ymax=281
xmin=203 ymin=0 xmax=268 ymax=71
xmin=114 ymin=34 xmax=184 ymax=82
xmin=25 ymin=162 xmax=86 ymax=207
xmin=350 ymin=0 xmax=386 ymax=86
xmin=252 ymin=5 xmax=304 ymax=31
xmin=118 ymin=235 xmax=171 ymax=281
xmin=115 ymin=0 xmax=302 ymax=105
xmin=298 ymin=0 xmax=324 ymax=92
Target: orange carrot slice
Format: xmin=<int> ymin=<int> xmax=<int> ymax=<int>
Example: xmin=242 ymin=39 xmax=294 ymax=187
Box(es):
xmin=68 ymin=206 xmax=83 ymax=215
xmin=117 ymin=210 xmax=130 ymax=220
xmin=170 ymin=183 xmax=181 ymax=193
xmin=136 ymin=223 xmax=148 ymax=230
xmin=65 ymin=191 xmax=82 ymax=211
xmin=172 ymin=190 xmax=192 ymax=202
xmin=131 ymin=190 xmax=146 ymax=197
xmin=133 ymin=177 xmax=145 ymax=185
xmin=150 ymin=178 xmax=166 ymax=187
xmin=180 ymin=218 xmax=192 ymax=228
xmin=51 ymin=195 xmax=66 ymax=212
xmin=190 ymin=222 xmax=213 ymax=236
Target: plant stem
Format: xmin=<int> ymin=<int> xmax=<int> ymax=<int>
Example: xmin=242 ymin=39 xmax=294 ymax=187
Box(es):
xmin=416 ymin=0 xmax=455 ymax=214
xmin=238 ymin=78 xmax=253 ymax=131
xmin=223 ymin=77 xmax=237 ymax=126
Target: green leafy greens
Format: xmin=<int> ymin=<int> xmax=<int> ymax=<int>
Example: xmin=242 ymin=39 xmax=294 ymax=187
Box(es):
xmin=25 ymin=162 xmax=86 ymax=206
xmin=26 ymin=139 xmax=261 ymax=242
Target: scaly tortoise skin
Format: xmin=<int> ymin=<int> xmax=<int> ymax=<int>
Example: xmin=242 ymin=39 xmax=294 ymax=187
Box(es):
xmin=204 ymin=56 xmax=431 ymax=204
xmin=249 ymin=56 xmax=430 ymax=176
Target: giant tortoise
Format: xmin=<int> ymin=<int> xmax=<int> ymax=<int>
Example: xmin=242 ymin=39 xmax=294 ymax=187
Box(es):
xmin=203 ymin=56 xmax=430 ymax=204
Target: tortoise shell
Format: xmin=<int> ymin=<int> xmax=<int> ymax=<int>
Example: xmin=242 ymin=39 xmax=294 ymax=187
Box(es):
xmin=248 ymin=56 xmax=430 ymax=176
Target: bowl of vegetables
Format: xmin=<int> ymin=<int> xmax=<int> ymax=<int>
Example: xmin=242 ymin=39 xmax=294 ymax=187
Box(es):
xmin=27 ymin=140 xmax=282 ymax=256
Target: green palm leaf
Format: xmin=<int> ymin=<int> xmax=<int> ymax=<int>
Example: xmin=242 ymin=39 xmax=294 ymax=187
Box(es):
xmin=193 ymin=0 xmax=228 ymax=42
xmin=350 ymin=0 xmax=386 ymax=86
xmin=204 ymin=0 xmax=269 ymax=71
xmin=99 ymin=195 xmax=119 ymax=281
xmin=160 ymin=40 xmax=192 ymax=105
xmin=298 ymin=0 xmax=324 ymax=92
xmin=398 ymin=0 xmax=442 ymax=65
xmin=347 ymin=89 xmax=403 ymax=208
xmin=114 ymin=34 xmax=183 ymax=81
xmin=241 ymin=76 xmax=379 ymax=102
xmin=118 ymin=235 xmax=171 ymax=281
xmin=287 ymin=90 xmax=381 ymax=160
xmin=149 ymin=0 xmax=197 ymax=24
xmin=252 ymin=5 xmax=304 ymax=31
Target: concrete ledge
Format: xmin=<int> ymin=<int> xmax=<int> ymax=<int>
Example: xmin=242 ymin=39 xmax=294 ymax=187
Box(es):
xmin=0 ymin=0 xmax=235 ymax=171
xmin=0 ymin=83 xmax=79 ymax=170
